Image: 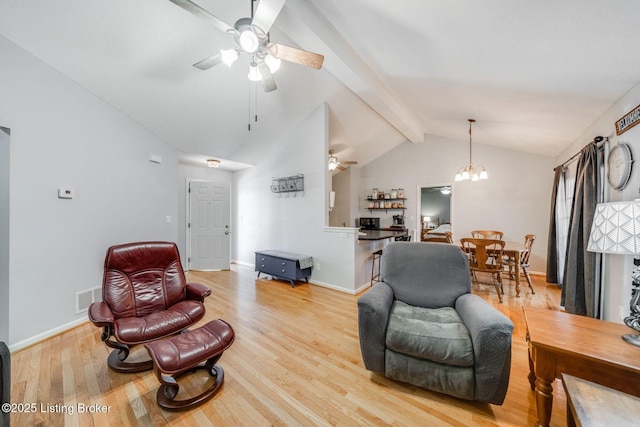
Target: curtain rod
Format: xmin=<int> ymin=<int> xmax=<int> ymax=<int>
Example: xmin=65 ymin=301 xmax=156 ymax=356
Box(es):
xmin=556 ymin=136 xmax=608 ymax=170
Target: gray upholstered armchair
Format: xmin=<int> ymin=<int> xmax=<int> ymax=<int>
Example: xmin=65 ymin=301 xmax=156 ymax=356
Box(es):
xmin=357 ymin=242 xmax=514 ymax=405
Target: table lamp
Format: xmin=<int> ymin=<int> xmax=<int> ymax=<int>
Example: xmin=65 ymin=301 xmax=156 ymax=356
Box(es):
xmin=587 ymin=199 xmax=640 ymax=346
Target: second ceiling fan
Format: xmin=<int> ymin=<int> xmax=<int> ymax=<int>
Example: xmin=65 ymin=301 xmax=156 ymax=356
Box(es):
xmin=168 ymin=0 xmax=325 ymax=92
xmin=328 ymin=149 xmax=357 ymax=171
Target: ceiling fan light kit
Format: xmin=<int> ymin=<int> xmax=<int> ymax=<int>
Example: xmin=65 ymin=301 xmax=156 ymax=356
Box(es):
xmin=454 ymin=119 xmax=488 ymax=182
xmin=328 ymin=149 xmax=357 ymax=171
xmin=168 ymin=0 xmax=324 ymax=93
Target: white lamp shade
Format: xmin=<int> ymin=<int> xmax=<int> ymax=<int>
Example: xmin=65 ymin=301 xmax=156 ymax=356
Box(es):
xmin=264 ymin=54 xmax=281 ymax=73
xmin=220 ymin=49 xmax=239 ymax=67
xmin=239 ymin=30 xmax=259 ymax=53
xmin=587 ymin=200 xmax=640 ymax=254
xmin=248 ymin=62 xmax=261 ymax=81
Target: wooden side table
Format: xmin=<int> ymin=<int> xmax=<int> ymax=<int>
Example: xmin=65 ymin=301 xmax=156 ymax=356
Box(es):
xmin=524 ymin=307 xmax=640 ymax=427
xmin=562 ymin=374 xmax=640 ymax=427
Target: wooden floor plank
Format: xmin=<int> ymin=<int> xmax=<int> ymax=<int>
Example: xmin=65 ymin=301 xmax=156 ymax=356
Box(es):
xmin=10 ymin=265 xmax=567 ymax=426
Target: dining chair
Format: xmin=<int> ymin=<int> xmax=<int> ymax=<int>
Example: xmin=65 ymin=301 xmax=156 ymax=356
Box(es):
xmin=471 ymin=230 xmax=504 ymax=239
xmin=461 ymin=238 xmax=506 ymax=302
xmin=504 ymin=234 xmax=536 ymax=294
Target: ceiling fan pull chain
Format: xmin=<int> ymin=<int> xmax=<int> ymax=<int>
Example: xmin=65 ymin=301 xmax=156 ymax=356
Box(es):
xmin=248 ymin=79 xmax=252 ymax=131
xmin=255 ymin=82 xmax=258 ymax=123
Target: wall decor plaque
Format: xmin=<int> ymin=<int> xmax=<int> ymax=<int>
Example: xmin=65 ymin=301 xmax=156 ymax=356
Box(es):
xmin=615 ymin=104 xmax=640 ymax=135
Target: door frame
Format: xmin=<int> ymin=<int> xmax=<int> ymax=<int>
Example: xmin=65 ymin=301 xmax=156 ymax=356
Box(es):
xmin=415 ymin=182 xmax=455 ymax=241
xmin=185 ymin=178 xmax=231 ymax=271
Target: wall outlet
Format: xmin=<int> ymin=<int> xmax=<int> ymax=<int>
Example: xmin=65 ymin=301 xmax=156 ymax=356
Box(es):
xmin=619 ymin=305 xmax=625 ymax=321
xmin=316 ymin=263 xmax=320 ymax=271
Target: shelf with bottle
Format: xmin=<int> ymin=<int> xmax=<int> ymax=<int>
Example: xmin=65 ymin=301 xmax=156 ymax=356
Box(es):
xmin=366 ymin=200 xmax=406 ymax=210
xmin=367 ymin=188 xmax=406 ymax=200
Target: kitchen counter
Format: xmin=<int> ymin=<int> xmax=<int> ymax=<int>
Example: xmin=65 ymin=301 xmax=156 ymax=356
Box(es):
xmin=358 ymin=229 xmax=407 ymax=241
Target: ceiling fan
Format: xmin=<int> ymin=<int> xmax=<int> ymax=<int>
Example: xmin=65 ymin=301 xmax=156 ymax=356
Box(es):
xmin=168 ymin=0 xmax=325 ymax=92
xmin=328 ymin=149 xmax=357 ymax=171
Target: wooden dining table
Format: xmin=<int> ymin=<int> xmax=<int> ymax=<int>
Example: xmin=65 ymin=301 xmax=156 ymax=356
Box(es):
xmin=502 ymin=241 xmax=527 ymax=297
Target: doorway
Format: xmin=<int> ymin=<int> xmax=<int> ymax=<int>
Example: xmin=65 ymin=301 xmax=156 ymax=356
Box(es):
xmin=187 ymin=180 xmax=230 ymax=270
xmin=416 ymin=184 xmax=453 ymax=241
xmin=0 ymin=127 xmax=9 ymax=343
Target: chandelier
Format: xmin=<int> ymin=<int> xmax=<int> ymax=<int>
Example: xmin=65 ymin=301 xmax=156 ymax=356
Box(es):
xmin=455 ymin=119 xmax=488 ymax=182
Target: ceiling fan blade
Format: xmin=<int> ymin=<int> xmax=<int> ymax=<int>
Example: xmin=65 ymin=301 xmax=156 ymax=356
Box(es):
xmin=252 ymin=0 xmax=287 ymax=34
xmin=168 ymin=0 xmax=234 ymax=34
xmin=258 ymin=63 xmax=278 ymax=92
xmin=268 ymin=43 xmax=324 ymax=70
xmin=336 ymin=165 xmax=347 ymax=171
xmin=341 ymin=161 xmax=358 ymax=165
xmin=193 ymin=53 xmax=222 ymax=70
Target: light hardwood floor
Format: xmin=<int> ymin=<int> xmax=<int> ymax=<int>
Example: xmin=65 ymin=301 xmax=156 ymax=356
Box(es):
xmin=10 ymin=266 xmax=566 ymax=426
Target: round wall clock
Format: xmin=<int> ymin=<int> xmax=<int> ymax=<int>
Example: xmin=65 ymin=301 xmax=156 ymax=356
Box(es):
xmin=607 ymin=142 xmax=633 ymax=191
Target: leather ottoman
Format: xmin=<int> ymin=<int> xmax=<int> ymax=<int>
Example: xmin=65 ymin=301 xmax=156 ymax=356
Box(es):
xmin=144 ymin=319 xmax=235 ymax=410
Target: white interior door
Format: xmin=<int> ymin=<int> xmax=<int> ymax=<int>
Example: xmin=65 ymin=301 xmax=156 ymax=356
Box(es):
xmin=189 ymin=181 xmax=230 ymax=270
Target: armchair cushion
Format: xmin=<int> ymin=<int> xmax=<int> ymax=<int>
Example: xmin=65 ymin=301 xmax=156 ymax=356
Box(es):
xmin=382 ymin=242 xmax=471 ymax=308
xmin=113 ymin=300 xmax=205 ymax=345
xmin=386 ymin=301 xmax=473 ymax=366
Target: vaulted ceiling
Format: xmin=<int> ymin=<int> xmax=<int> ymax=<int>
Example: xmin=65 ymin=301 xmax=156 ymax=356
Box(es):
xmin=2 ymin=0 xmax=640 ymax=169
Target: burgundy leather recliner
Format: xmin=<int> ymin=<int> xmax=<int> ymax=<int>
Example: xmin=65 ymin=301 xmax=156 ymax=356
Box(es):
xmin=88 ymin=241 xmax=211 ymax=373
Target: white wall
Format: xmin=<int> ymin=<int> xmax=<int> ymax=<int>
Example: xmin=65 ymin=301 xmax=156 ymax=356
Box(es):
xmin=0 ymin=36 xmax=180 ymax=347
xmin=234 ymin=103 xmax=359 ymax=291
xmin=360 ymin=135 xmax=556 ymax=273
xmin=555 ymin=80 xmax=640 ymax=323
xmin=0 ymin=127 xmax=9 ymax=343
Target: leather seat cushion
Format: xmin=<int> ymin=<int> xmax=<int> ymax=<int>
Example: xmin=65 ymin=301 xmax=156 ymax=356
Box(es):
xmin=114 ymin=300 xmax=205 ymax=344
xmin=386 ymin=300 xmax=474 ymax=367
xmin=145 ymin=319 xmax=235 ymax=374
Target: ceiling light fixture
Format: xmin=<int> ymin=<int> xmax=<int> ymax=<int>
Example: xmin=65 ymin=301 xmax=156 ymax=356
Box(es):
xmin=247 ymin=61 xmax=261 ymax=81
xmin=206 ymin=159 xmax=221 ymax=168
xmin=328 ymin=155 xmax=338 ymax=171
xmin=455 ymin=119 xmax=488 ymax=182
xmin=220 ymin=48 xmax=239 ymax=67
xmin=264 ymin=54 xmax=281 ymax=73
xmin=239 ymin=29 xmax=259 ymax=53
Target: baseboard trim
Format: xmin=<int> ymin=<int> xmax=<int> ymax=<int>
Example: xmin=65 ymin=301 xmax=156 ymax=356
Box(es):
xmin=308 ymin=279 xmax=360 ymax=295
xmin=9 ymin=316 xmax=88 ymax=352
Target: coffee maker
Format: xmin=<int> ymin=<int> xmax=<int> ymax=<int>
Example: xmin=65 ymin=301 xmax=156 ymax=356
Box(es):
xmin=392 ymin=215 xmax=405 ymax=229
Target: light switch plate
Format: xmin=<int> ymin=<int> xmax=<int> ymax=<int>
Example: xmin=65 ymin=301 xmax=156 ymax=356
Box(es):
xmin=58 ymin=188 xmax=74 ymax=199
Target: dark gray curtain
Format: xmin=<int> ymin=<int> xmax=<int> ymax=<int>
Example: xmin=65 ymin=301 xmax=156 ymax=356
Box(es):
xmin=546 ymin=167 xmax=563 ymax=283
xmin=562 ymin=143 xmax=601 ymax=318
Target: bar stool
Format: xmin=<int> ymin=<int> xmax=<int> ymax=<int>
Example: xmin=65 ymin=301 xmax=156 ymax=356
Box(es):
xmin=371 ymin=249 xmax=383 ymax=286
